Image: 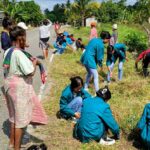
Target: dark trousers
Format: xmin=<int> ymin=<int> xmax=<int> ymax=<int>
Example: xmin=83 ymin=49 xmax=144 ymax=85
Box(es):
xmin=142 ymin=53 xmax=150 ymax=77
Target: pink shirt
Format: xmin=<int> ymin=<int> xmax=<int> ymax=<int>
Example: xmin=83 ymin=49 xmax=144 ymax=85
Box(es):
xmin=89 ymin=27 xmax=98 ymax=40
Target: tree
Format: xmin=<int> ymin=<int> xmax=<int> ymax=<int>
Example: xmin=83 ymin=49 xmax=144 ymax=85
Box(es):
xmin=67 ymin=0 xmax=100 ymax=26
xmin=133 ymin=0 xmax=150 ymax=47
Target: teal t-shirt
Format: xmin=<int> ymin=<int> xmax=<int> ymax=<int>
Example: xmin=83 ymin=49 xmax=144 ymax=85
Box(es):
xmin=80 ymin=38 xmax=104 ymax=69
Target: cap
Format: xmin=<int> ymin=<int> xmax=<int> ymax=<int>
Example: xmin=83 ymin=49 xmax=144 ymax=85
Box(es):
xmin=112 ymin=24 xmax=117 ymax=29
xmin=17 ymin=22 xmax=28 ymax=30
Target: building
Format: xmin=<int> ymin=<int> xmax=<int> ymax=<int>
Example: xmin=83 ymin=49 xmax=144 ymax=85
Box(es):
xmin=86 ymin=16 xmax=97 ymax=27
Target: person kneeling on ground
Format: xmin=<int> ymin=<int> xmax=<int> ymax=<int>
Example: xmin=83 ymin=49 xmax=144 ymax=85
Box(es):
xmin=73 ymin=86 xmax=120 ymax=145
xmin=59 ymin=76 xmax=91 ymax=120
xmin=136 ymin=103 xmax=150 ymax=148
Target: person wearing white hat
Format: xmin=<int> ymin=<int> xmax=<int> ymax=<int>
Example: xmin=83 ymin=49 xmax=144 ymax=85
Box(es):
xmin=17 ymin=22 xmax=28 ymax=30
xmin=110 ymin=24 xmax=118 ymax=46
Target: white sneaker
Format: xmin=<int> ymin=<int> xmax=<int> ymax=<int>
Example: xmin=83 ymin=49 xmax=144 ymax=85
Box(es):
xmin=99 ymin=137 xmax=115 ymax=145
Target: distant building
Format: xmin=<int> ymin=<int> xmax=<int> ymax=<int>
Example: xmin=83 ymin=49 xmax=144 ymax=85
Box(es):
xmin=86 ymin=16 xmax=97 ymax=27
xmin=0 ymin=11 xmax=4 ymax=26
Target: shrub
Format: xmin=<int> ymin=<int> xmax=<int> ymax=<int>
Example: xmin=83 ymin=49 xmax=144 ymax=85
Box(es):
xmin=125 ymin=32 xmax=148 ymax=54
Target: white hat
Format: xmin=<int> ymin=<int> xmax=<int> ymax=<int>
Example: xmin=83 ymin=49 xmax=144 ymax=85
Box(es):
xmin=17 ymin=22 xmax=28 ymax=30
xmin=112 ymin=24 xmax=117 ymax=29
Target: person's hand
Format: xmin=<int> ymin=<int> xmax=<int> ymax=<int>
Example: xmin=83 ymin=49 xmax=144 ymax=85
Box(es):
xmin=126 ymin=57 xmax=129 ymax=62
xmin=41 ymin=72 xmax=47 ymax=84
xmin=74 ymin=112 xmax=80 ymax=119
xmin=110 ymin=71 xmax=113 ymax=78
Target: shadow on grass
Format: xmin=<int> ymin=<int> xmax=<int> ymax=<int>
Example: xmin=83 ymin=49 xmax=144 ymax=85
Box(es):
xmin=128 ymin=128 xmax=146 ymax=150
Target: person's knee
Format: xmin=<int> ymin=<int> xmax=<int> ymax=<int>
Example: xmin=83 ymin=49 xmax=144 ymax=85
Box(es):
xmin=76 ymin=97 xmax=83 ymax=105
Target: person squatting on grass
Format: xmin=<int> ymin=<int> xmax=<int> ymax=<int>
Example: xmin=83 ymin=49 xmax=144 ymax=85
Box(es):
xmin=3 ymin=26 xmax=47 ymax=150
xmin=59 ymin=76 xmax=91 ymax=120
xmin=80 ymin=31 xmax=111 ymax=92
xmin=136 ymin=103 xmax=150 ymax=149
xmin=73 ymin=86 xmax=120 ymax=145
xmin=135 ymin=49 xmax=150 ymax=77
xmin=39 ymin=19 xmax=52 ymax=59
xmin=106 ymin=43 xmax=128 ymax=83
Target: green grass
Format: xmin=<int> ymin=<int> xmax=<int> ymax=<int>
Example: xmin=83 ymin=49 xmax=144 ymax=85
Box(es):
xmin=40 ymin=24 xmax=150 ymax=149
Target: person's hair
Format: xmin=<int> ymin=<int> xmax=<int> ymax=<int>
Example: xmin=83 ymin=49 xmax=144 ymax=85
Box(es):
xmin=107 ymin=45 xmax=114 ymax=54
xmin=70 ymin=76 xmax=83 ymax=89
xmin=43 ymin=19 xmax=48 ymax=25
xmin=96 ymin=86 xmax=111 ymax=101
xmin=9 ymin=26 xmax=26 ymax=42
xmin=78 ymin=38 xmax=82 ymax=41
xmin=100 ymin=31 xmax=111 ymax=40
xmin=2 ymin=17 xmax=12 ymax=28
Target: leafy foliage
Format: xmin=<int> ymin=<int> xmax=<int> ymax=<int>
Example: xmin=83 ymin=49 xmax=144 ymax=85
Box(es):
xmin=125 ymin=32 xmax=148 ymax=53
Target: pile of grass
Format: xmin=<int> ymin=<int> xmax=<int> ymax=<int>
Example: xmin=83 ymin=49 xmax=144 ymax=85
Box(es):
xmin=41 ymin=24 xmax=150 ymax=149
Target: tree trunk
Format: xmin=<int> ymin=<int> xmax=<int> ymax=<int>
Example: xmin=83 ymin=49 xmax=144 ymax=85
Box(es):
xmin=143 ymin=25 xmax=150 ymax=47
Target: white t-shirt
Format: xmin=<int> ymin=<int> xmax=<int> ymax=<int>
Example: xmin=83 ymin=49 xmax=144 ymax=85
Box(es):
xmin=4 ymin=49 xmax=34 ymax=76
xmin=39 ymin=22 xmax=52 ymax=39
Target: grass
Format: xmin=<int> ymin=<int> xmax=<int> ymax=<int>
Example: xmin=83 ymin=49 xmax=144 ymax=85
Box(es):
xmin=38 ymin=24 xmax=150 ymax=149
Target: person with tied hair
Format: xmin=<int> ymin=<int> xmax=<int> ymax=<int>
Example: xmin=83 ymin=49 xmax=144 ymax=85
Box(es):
xmin=1 ymin=16 xmax=13 ymax=51
xmin=80 ymin=31 xmax=111 ymax=92
xmin=73 ymin=86 xmax=120 ymax=145
xmin=59 ymin=76 xmax=91 ymax=120
xmin=3 ymin=26 xmax=47 ymax=150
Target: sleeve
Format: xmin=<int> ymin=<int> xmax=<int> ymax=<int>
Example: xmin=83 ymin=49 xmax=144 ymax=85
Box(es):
xmin=137 ymin=52 xmax=145 ymax=61
xmin=15 ymin=51 xmax=34 ymax=75
xmin=100 ymin=106 xmax=120 ymax=136
xmin=96 ymin=42 xmax=104 ymax=67
xmin=1 ymin=32 xmax=11 ymax=50
xmin=60 ymin=94 xmax=75 ymax=117
xmin=137 ymin=104 xmax=148 ymax=130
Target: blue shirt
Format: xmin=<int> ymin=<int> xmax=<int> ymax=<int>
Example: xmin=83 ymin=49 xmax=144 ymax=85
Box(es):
xmin=137 ymin=103 xmax=150 ymax=147
xmin=114 ymin=43 xmax=126 ymax=62
xmin=66 ymin=37 xmax=73 ymax=45
xmin=80 ymin=38 xmax=104 ymax=69
xmin=60 ymin=85 xmax=91 ymax=118
xmin=74 ymin=96 xmax=120 ymax=143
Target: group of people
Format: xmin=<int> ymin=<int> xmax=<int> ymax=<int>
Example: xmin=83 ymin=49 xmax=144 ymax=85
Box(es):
xmin=58 ymin=22 xmax=150 ymax=148
xmin=1 ymin=15 xmax=150 ymax=149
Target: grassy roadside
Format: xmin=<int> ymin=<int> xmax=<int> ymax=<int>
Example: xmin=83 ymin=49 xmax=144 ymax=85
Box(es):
xmin=39 ymin=24 xmax=150 ymax=149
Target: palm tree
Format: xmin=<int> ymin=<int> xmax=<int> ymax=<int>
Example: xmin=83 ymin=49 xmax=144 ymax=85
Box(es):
xmin=68 ymin=0 xmax=100 ymax=26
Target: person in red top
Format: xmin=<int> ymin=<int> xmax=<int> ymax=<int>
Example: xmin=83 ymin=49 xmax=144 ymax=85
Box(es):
xmin=135 ymin=49 xmax=150 ymax=77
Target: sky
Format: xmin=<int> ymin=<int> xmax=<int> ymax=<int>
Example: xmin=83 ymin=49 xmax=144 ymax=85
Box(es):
xmin=17 ymin=0 xmax=137 ymax=12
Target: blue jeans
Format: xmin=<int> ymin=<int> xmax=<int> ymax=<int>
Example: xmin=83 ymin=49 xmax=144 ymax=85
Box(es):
xmin=68 ymin=97 xmax=83 ymax=113
xmin=107 ymin=61 xmax=123 ymax=82
xmin=84 ymin=67 xmax=99 ymax=92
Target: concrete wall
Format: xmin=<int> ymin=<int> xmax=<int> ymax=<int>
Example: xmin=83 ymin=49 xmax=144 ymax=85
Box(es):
xmin=86 ymin=17 xmax=97 ymax=27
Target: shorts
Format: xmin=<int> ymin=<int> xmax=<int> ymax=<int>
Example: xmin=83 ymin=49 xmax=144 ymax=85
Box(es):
xmin=39 ymin=37 xmax=50 ymax=50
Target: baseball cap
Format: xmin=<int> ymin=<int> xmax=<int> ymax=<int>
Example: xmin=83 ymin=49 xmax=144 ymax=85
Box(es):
xmin=17 ymin=22 xmax=28 ymax=30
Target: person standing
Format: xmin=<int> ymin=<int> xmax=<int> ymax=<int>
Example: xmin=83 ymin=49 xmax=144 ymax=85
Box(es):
xmin=110 ymin=24 xmax=118 ymax=46
xmin=81 ymin=31 xmax=111 ymax=92
xmin=3 ymin=26 xmax=47 ymax=150
xmin=1 ymin=16 xmax=12 ymax=52
xmin=39 ymin=19 xmax=52 ymax=59
xmin=89 ymin=22 xmax=98 ymax=41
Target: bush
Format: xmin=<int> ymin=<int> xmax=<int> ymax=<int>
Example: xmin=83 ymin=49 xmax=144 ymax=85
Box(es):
xmin=125 ymin=32 xmax=148 ymax=54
